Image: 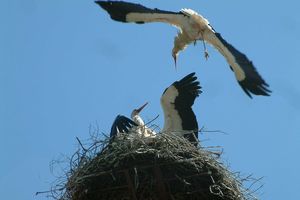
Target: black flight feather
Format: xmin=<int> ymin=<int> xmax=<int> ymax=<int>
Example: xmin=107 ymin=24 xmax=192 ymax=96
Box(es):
xmin=95 ymin=1 xmax=180 ymax=24
xmin=214 ymin=33 xmax=271 ymax=98
xmin=110 ymin=115 xmax=137 ymax=137
xmin=173 ymin=72 xmax=202 ymax=146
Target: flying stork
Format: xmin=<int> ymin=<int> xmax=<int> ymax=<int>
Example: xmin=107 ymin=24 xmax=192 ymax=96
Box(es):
xmin=95 ymin=1 xmax=271 ymax=98
xmin=160 ymin=72 xmax=201 ymax=146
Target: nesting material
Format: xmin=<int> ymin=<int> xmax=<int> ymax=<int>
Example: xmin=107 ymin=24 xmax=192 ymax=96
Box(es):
xmin=55 ymin=131 xmax=257 ymax=200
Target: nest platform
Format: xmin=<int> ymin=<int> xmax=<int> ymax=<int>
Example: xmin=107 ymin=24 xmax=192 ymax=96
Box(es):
xmin=55 ymin=132 xmax=255 ymax=200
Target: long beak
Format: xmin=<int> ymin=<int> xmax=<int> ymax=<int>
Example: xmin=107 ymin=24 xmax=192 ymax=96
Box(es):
xmin=172 ymin=55 xmax=177 ymax=70
xmin=194 ymin=40 xmax=197 ymax=46
xmin=136 ymin=102 xmax=148 ymax=114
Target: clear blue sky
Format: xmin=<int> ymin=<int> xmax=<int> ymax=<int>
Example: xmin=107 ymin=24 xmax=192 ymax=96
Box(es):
xmin=1 ymin=0 xmax=299 ymax=199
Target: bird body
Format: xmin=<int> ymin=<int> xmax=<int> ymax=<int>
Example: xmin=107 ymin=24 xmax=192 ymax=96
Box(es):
xmin=96 ymin=1 xmax=271 ymax=98
xmin=160 ymin=72 xmax=201 ymax=146
xmin=110 ymin=113 xmax=155 ymax=141
xmin=131 ymin=102 xmax=156 ymax=138
xmin=109 ymin=73 xmax=200 ymax=146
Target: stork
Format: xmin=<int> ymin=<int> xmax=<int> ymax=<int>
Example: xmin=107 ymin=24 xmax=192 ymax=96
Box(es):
xmin=95 ymin=1 xmax=271 ymax=98
xmin=110 ymin=104 xmax=156 ymax=138
xmin=131 ymin=102 xmax=157 ymax=137
xmin=110 ymin=73 xmax=201 ymax=145
xmin=160 ymin=72 xmax=201 ymax=146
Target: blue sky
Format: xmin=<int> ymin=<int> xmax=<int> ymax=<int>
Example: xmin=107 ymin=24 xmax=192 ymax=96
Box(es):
xmin=0 ymin=0 xmax=299 ymax=199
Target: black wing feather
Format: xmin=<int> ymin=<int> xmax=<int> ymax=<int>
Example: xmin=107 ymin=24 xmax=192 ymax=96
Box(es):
xmin=95 ymin=1 xmax=179 ymax=24
xmin=215 ymin=33 xmax=271 ymax=98
xmin=173 ymin=72 xmax=202 ymax=145
xmin=110 ymin=115 xmax=137 ymax=137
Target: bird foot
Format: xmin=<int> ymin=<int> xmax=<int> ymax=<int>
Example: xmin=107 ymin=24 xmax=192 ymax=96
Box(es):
xmin=204 ymin=50 xmax=209 ymax=60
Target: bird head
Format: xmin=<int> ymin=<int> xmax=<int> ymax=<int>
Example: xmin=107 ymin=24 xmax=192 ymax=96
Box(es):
xmin=131 ymin=102 xmax=148 ymax=118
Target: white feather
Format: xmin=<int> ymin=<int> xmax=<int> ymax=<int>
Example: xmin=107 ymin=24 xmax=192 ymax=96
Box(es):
xmin=160 ymin=85 xmax=183 ymax=133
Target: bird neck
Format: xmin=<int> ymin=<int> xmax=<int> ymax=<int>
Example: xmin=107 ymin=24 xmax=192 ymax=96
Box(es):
xmin=132 ymin=115 xmax=145 ymax=126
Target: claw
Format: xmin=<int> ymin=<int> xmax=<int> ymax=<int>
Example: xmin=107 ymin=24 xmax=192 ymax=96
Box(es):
xmin=202 ymin=40 xmax=209 ymax=60
xmin=204 ymin=50 xmax=209 ymax=60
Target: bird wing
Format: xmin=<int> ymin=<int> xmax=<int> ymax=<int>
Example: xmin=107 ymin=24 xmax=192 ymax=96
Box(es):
xmin=110 ymin=115 xmax=137 ymax=137
xmin=95 ymin=1 xmax=188 ymax=28
xmin=172 ymin=73 xmax=201 ymax=131
xmin=161 ymin=73 xmax=201 ymax=138
xmin=97 ymin=1 xmax=271 ymax=98
xmin=204 ymin=30 xmax=271 ymax=98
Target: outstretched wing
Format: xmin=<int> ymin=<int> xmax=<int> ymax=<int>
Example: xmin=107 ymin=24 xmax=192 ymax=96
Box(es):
xmin=96 ymin=1 xmax=271 ymax=98
xmin=161 ymin=72 xmax=201 ymax=145
xmin=110 ymin=115 xmax=137 ymax=137
xmin=205 ymin=30 xmax=271 ymax=98
xmin=95 ymin=1 xmax=187 ymax=27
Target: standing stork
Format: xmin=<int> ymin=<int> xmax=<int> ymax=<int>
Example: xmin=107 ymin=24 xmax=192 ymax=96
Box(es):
xmin=95 ymin=1 xmax=271 ymax=98
xmin=160 ymin=72 xmax=201 ymax=146
xmin=110 ymin=73 xmax=201 ymax=146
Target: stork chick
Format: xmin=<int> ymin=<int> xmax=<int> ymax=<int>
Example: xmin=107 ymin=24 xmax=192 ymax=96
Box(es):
xmin=131 ymin=102 xmax=156 ymax=137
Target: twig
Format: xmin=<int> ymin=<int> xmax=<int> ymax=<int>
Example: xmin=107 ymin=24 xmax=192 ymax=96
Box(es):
xmin=76 ymin=137 xmax=88 ymax=152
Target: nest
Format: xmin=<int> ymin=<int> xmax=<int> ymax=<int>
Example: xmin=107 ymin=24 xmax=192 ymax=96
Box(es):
xmin=51 ymin=130 xmax=258 ymax=200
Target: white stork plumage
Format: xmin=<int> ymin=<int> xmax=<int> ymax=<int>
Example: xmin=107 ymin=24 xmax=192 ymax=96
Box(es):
xmin=160 ymin=72 xmax=201 ymax=146
xmin=95 ymin=1 xmax=271 ymax=98
xmin=109 ymin=104 xmax=156 ymax=138
xmin=110 ymin=73 xmax=201 ymax=146
xmin=130 ymin=102 xmax=157 ymax=137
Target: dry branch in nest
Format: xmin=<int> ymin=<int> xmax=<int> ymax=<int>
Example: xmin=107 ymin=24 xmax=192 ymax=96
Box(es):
xmin=49 ymin=129 xmax=259 ymax=200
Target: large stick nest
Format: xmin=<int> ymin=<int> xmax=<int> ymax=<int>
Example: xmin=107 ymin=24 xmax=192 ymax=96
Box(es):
xmin=52 ymin=130 xmax=258 ymax=200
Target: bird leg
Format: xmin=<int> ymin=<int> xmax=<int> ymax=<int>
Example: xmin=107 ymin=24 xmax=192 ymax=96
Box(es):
xmin=199 ymin=32 xmax=209 ymax=60
xmin=194 ymin=40 xmax=197 ymax=46
xmin=202 ymin=40 xmax=209 ymax=60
